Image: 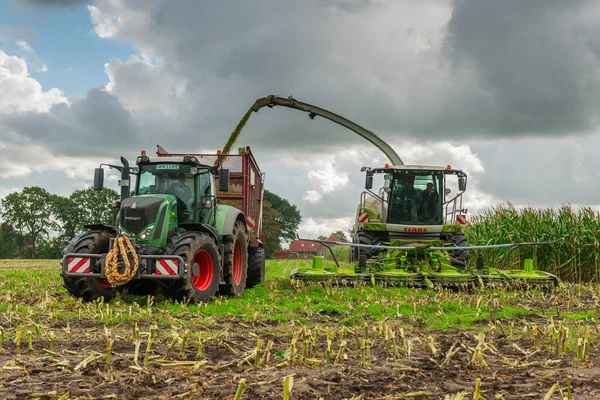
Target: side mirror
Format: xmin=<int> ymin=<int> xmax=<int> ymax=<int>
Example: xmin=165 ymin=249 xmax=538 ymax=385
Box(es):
xmin=365 ymin=173 xmax=373 ymax=190
xmin=218 ymin=168 xmax=230 ymax=192
xmin=94 ymin=168 xmax=104 ymax=190
xmin=458 ymin=176 xmax=466 ymax=191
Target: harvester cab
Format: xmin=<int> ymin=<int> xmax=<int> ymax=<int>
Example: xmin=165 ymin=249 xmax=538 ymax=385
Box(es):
xmin=60 ymin=146 xmax=266 ymax=304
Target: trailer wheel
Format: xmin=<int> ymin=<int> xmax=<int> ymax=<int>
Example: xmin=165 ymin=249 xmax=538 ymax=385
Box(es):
xmin=220 ymin=221 xmax=248 ymax=296
xmin=246 ymin=246 xmax=265 ymax=288
xmin=161 ymin=232 xmax=220 ymax=303
xmin=61 ymin=230 xmax=116 ymax=302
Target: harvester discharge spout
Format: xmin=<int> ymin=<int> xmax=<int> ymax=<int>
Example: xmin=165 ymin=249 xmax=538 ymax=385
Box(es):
xmin=220 ymin=95 xmax=404 ymax=166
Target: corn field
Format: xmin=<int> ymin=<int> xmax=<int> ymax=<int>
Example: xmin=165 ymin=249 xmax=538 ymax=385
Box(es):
xmin=465 ymin=204 xmax=600 ymax=283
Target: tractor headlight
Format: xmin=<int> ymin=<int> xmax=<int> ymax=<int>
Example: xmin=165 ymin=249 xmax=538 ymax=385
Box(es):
xmin=132 ymin=166 xmax=140 ymax=174
xmin=184 ymin=156 xmax=191 ymax=162
xmin=190 ymin=167 xmax=198 ymax=174
xmin=139 ymin=225 xmax=155 ymax=240
xmin=190 ymin=156 xmax=198 ymax=163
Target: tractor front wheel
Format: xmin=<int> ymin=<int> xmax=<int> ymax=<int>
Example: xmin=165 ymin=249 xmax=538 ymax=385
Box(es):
xmin=220 ymin=221 xmax=248 ymax=296
xmin=161 ymin=232 xmax=221 ymax=303
xmin=61 ymin=230 xmax=116 ymax=302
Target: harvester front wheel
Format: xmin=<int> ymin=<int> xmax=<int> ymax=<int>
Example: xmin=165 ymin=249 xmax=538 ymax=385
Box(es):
xmin=220 ymin=221 xmax=248 ymax=296
xmin=161 ymin=232 xmax=221 ymax=303
xmin=246 ymin=246 xmax=265 ymax=288
xmin=61 ymin=230 xmax=116 ymax=302
xmin=447 ymin=231 xmax=470 ymax=269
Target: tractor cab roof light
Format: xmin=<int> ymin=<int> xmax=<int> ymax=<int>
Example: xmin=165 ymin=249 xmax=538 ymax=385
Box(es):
xmin=141 ymin=150 xmax=146 ymax=156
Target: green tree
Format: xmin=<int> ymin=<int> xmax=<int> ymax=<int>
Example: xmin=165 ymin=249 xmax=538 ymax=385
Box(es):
xmin=0 ymin=222 xmax=21 ymax=258
xmin=70 ymin=187 xmax=119 ymax=227
xmin=54 ymin=187 xmax=119 ymax=245
xmin=333 ymin=230 xmax=348 ymax=242
xmin=317 ymin=235 xmax=327 ymax=241
xmin=263 ymin=190 xmax=302 ymax=242
xmin=262 ymin=200 xmax=284 ymax=258
xmin=0 ymin=186 xmax=57 ymax=257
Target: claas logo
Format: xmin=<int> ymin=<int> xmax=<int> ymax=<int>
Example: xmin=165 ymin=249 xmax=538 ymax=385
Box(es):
xmin=403 ymin=227 xmax=428 ymax=233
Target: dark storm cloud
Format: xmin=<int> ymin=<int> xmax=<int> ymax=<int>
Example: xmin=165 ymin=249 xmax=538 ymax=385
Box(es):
xmin=0 ymin=88 xmax=139 ymax=156
xmin=441 ymin=0 xmax=600 ymax=136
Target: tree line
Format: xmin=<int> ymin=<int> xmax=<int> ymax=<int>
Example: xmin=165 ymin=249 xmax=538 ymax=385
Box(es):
xmin=0 ymin=186 xmax=301 ymax=260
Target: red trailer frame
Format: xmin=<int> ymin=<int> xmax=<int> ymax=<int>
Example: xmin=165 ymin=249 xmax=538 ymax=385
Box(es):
xmin=156 ymin=145 xmax=265 ymax=248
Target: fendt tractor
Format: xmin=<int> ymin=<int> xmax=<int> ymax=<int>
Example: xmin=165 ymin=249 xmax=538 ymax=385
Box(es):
xmin=61 ymin=146 xmax=265 ymax=303
xmin=226 ymin=95 xmax=561 ymax=290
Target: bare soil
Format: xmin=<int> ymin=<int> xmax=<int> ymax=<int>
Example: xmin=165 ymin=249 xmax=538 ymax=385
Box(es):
xmin=1 ymin=317 xmax=599 ymax=400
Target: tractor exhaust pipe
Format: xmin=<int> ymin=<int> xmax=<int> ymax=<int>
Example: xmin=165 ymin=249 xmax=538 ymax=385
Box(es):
xmin=120 ymin=156 xmax=130 ymax=202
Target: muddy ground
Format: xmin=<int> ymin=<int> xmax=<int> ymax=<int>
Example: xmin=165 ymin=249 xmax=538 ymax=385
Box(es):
xmin=1 ymin=317 xmax=599 ymax=400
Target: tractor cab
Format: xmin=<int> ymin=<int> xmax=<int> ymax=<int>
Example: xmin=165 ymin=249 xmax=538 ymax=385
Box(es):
xmin=133 ymin=155 xmax=220 ymax=225
xmin=359 ymin=165 xmax=468 ymax=234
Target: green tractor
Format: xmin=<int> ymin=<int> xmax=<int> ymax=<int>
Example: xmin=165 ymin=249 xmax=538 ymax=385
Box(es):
xmin=61 ymin=147 xmax=266 ymax=303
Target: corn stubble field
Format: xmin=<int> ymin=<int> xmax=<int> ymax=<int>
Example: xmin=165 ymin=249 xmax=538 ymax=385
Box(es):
xmin=1 ymin=253 xmax=600 ymax=400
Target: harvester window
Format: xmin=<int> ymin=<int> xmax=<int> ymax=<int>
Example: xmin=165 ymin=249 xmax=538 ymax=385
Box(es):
xmin=388 ymin=172 xmax=442 ymax=225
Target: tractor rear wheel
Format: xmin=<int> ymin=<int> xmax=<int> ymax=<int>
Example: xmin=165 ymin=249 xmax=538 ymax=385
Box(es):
xmin=220 ymin=221 xmax=248 ymax=296
xmin=61 ymin=230 xmax=116 ymax=302
xmin=161 ymin=232 xmax=220 ymax=303
xmin=246 ymin=246 xmax=265 ymax=288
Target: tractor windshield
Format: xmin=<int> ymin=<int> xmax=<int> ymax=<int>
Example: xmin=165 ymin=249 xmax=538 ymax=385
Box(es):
xmin=137 ymin=163 xmax=197 ymax=209
xmin=386 ymin=171 xmax=443 ymax=225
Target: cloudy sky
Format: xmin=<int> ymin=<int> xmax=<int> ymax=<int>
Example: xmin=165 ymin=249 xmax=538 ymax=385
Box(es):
xmin=1 ymin=0 xmax=600 ymax=239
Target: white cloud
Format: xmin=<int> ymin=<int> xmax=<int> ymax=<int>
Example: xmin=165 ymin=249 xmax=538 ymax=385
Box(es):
xmin=104 ymin=55 xmax=188 ymax=115
xmin=15 ymin=39 xmax=48 ymax=73
xmin=0 ymin=50 xmax=66 ymax=113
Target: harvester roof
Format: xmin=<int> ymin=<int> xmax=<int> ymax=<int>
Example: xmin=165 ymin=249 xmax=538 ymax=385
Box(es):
xmin=373 ymin=164 xmax=465 ymax=174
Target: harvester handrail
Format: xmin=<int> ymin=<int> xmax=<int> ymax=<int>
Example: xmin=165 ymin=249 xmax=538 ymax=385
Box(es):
xmin=298 ymin=238 xmax=562 ymax=252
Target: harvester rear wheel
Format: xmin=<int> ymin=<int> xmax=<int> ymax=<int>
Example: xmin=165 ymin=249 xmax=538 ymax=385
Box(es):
xmin=61 ymin=230 xmax=116 ymax=302
xmin=246 ymin=246 xmax=265 ymax=288
xmin=220 ymin=221 xmax=248 ymax=296
xmin=161 ymin=232 xmax=221 ymax=303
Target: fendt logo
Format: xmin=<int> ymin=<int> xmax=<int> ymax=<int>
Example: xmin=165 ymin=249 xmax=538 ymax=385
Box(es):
xmin=403 ymin=227 xmax=428 ymax=233
xmin=125 ymin=216 xmax=142 ymax=221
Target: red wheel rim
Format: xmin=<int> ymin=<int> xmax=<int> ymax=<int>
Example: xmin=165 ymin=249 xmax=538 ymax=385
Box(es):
xmin=96 ymin=278 xmax=112 ymax=289
xmin=192 ymin=249 xmax=214 ymax=291
xmin=233 ymin=239 xmax=243 ymax=285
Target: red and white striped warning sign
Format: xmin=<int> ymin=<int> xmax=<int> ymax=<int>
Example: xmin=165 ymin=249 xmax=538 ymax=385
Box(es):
xmin=246 ymin=216 xmax=255 ymax=230
xmin=156 ymin=259 xmax=179 ymax=276
xmin=456 ymin=214 xmax=467 ymax=225
xmin=67 ymin=257 xmax=91 ymax=274
xmin=358 ymin=212 xmax=369 ymax=223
